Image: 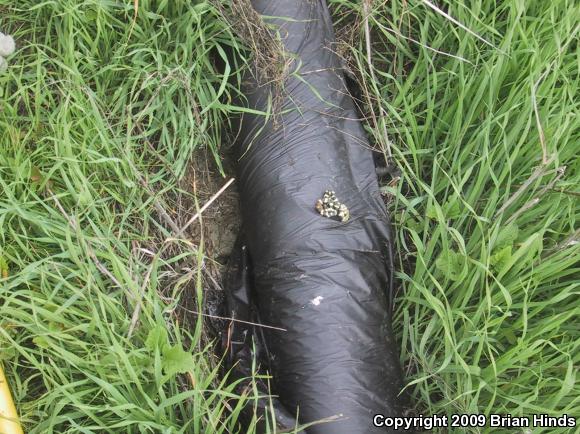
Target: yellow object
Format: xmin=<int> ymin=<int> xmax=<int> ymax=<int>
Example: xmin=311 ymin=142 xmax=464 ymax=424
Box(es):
xmin=0 ymin=363 xmax=23 ymax=434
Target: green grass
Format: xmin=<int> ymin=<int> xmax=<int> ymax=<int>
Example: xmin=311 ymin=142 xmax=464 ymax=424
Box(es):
xmin=330 ymin=0 xmax=579 ymax=430
xmin=1 ymin=0 xmax=579 ymax=433
xmin=0 ymin=1 xmax=260 ymax=432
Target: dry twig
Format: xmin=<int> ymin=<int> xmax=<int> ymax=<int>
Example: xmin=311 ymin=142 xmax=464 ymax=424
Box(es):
xmin=176 ymin=178 xmax=235 ymax=236
xmin=506 ymin=166 xmax=566 ymax=225
xmin=495 ymin=155 xmax=555 ymax=218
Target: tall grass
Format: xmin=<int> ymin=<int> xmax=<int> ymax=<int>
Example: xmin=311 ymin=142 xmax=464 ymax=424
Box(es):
xmin=330 ymin=0 xmax=579 ymax=431
xmin=0 ymin=1 xmax=254 ymax=432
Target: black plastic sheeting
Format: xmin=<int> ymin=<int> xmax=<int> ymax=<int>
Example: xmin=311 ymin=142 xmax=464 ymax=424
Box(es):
xmin=223 ymin=1 xmax=408 ymax=433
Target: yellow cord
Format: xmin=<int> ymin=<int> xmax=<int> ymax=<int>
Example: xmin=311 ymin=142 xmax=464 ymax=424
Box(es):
xmin=0 ymin=363 xmax=23 ymax=434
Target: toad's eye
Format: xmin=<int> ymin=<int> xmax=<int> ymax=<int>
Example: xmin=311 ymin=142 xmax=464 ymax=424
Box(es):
xmin=315 ymin=191 xmax=349 ymax=222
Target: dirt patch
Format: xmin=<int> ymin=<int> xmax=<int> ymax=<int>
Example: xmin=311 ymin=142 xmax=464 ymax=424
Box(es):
xmin=182 ymin=152 xmax=240 ymax=263
xmin=174 ymin=146 xmax=240 ymax=344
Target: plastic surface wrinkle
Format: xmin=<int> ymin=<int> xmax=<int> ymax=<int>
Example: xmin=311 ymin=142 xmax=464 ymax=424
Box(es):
xmin=223 ymin=1 xmax=409 ymax=433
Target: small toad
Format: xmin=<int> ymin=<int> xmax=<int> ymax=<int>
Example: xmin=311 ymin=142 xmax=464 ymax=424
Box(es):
xmin=315 ymin=190 xmax=349 ymax=222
